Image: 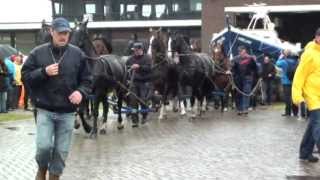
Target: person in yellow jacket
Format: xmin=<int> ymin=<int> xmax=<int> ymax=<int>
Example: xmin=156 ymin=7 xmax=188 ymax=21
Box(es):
xmin=12 ymin=55 xmax=23 ymax=109
xmin=292 ymin=28 xmax=320 ymax=163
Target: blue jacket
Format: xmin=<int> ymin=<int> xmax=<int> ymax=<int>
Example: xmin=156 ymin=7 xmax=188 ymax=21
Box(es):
xmin=276 ymin=57 xmax=296 ymax=85
xmin=4 ymin=57 xmax=15 ymax=89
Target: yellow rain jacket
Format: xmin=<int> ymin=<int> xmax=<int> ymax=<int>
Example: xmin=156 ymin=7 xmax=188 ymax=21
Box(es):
xmin=292 ymin=41 xmax=320 ymax=110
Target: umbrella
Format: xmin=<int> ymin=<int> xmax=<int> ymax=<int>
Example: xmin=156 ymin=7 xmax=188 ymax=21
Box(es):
xmin=0 ymin=44 xmax=18 ymax=59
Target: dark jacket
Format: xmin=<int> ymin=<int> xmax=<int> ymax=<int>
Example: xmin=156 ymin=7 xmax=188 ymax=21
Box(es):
xmin=0 ymin=62 xmax=8 ymax=92
xmin=21 ymin=43 xmax=92 ymax=113
xmin=126 ymin=54 xmax=152 ymax=82
xmin=232 ymin=55 xmax=258 ymax=80
xmin=261 ymin=62 xmax=276 ymax=80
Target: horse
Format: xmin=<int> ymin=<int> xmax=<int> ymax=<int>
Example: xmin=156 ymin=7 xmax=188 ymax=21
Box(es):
xmin=210 ymin=42 xmax=233 ymax=112
xmin=36 ymin=20 xmax=52 ymax=45
xmin=170 ymin=32 xmax=215 ymax=118
xmin=149 ymin=28 xmax=179 ymax=120
xmin=70 ymin=20 xmax=127 ymax=138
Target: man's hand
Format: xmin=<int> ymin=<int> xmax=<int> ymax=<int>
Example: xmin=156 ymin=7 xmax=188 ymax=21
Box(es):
xmin=268 ymin=73 xmax=272 ymax=77
xmin=68 ymin=90 xmax=83 ymax=105
xmin=225 ymin=70 xmax=232 ymax=75
xmin=45 ymin=63 xmax=59 ymax=76
xmin=131 ymin=64 xmax=140 ymax=70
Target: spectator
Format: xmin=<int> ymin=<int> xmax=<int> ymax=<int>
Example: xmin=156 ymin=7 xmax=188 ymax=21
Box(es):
xmin=12 ymin=55 xmax=23 ymax=109
xmin=292 ymin=27 xmax=320 ymax=163
xmin=4 ymin=56 xmax=15 ymax=111
xmin=0 ymin=58 xmax=8 ymax=113
xmin=276 ymin=49 xmax=298 ymax=116
xmin=261 ymin=54 xmax=276 ymax=105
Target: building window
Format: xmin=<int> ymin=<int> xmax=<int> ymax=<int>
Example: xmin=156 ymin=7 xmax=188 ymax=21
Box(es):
xmin=190 ymin=0 xmax=202 ymax=11
xmin=155 ymin=4 xmax=166 ymax=18
xmin=173 ymin=3 xmax=179 ymax=12
xmin=142 ymin=4 xmax=151 ymax=18
xmin=127 ymin=4 xmax=136 ymax=12
xmin=85 ymin=3 xmax=96 ymax=14
xmin=54 ymin=2 xmax=63 ymax=15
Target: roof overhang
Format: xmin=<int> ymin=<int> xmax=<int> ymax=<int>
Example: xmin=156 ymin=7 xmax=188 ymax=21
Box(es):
xmin=0 ymin=19 xmax=201 ymax=31
xmin=225 ymin=4 xmax=320 ymax=13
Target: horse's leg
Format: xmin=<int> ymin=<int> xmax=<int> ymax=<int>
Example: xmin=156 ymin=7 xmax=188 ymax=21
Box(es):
xmin=117 ymin=91 xmax=124 ymax=130
xmin=90 ymin=95 xmax=99 ymax=138
xmin=178 ymin=83 xmax=187 ymax=116
xmin=223 ymin=88 xmax=230 ymax=112
xmin=159 ymin=85 xmax=168 ymax=120
xmin=201 ymin=95 xmax=207 ymax=113
xmin=77 ymin=101 xmax=92 ymax=133
xmin=191 ymin=95 xmax=198 ymax=118
xmin=220 ymin=94 xmax=225 ymax=113
xmin=99 ymin=94 xmax=108 ymax=135
xmin=172 ymin=96 xmax=179 ymax=112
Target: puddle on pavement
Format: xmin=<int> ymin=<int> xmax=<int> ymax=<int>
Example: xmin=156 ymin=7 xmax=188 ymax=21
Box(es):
xmin=4 ymin=127 xmax=19 ymax=131
xmin=287 ymin=176 xmax=320 ymax=180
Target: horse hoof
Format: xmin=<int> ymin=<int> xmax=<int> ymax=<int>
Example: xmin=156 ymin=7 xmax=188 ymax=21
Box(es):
xmin=117 ymin=124 xmax=124 ymax=130
xmin=89 ymin=129 xmax=98 ymax=138
xmin=74 ymin=122 xmax=80 ymax=129
xmin=100 ymin=129 xmax=106 ymax=135
xmin=89 ymin=132 xmax=97 ymax=139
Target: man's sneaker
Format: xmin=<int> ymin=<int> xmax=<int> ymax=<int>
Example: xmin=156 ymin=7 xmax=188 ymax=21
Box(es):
xmin=300 ymin=155 xmax=319 ymax=163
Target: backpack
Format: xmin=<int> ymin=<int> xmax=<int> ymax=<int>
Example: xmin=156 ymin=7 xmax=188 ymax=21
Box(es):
xmin=286 ymin=60 xmax=298 ymax=81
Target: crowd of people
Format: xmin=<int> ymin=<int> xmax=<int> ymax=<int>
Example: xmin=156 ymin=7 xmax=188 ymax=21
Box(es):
xmin=0 ymin=54 xmax=30 ymax=113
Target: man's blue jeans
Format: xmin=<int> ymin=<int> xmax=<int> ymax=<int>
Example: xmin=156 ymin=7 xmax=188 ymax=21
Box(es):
xmin=236 ymin=77 xmax=253 ymax=111
xmin=36 ymin=108 xmax=75 ymax=175
xmin=299 ymin=109 xmax=320 ymax=159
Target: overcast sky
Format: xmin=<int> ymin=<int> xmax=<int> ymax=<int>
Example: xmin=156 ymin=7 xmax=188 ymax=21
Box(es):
xmin=0 ymin=0 xmax=52 ymax=23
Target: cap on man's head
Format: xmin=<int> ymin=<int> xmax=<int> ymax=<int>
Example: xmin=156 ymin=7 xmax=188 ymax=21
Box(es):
xmin=315 ymin=27 xmax=320 ymax=36
xmin=52 ymin=17 xmax=71 ymax=33
xmin=132 ymin=42 xmax=144 ymax=50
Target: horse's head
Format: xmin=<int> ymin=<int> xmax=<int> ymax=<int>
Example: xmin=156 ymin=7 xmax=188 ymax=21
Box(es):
xmin=92 ymin=35 xmax=113 ymax=55
xmin=37 ymin=20 xmax=52 ymax=45
xmin=70 ymin=20 xmax=96 ymax=57
xmin=150 ymin=28 xmax=168 ymax=63
xmin=211 ymin=42 xmax=226 ymax=62
xmin=170 ymin=32 xmax=190 ymax=54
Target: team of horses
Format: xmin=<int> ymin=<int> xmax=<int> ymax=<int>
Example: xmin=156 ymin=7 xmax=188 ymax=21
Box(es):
xmin=37 ymin=20 xmax=233 ymax=138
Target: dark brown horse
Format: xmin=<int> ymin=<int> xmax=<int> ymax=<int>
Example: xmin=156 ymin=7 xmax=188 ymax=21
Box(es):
xmin=210 ymin=42 xmax=233 ymax=112
xmin=149 ymin=28 xmax=179 ymax=120
xmin=170 ymin=32 xmax=215 ymax=118
xmin=70 ymin=20 xmax=127 ymax=138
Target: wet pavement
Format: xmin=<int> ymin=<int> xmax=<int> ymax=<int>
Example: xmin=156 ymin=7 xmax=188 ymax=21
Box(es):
xmin=1 ymin=106 xmax=320 ymax=180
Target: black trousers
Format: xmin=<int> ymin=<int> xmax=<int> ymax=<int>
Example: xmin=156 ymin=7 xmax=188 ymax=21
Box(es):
xmin=129 ymin=82 xmax=151 ymax=123
xmin=283 ymin=85 xmax=298 ymax=116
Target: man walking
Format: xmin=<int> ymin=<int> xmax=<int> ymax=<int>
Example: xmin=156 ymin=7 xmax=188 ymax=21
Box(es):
xmin=292 ymin=28 xmax=320 ymax=163
xmin=22 ymin=17 xmax=92 ymax=179
xmin=126 ymin=42 xmax=152 ymax=127
xmin=231 ymin=46 xmax=258 ymax=115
